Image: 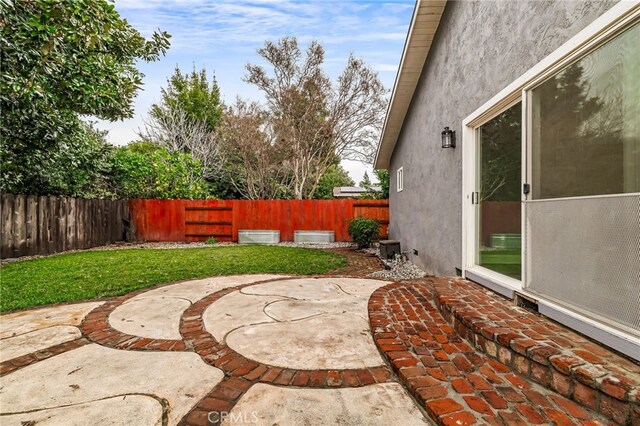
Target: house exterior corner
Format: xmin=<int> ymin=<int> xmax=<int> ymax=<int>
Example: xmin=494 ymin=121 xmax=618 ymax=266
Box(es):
xmin=380 ymin=0 xmax=639 ymax=359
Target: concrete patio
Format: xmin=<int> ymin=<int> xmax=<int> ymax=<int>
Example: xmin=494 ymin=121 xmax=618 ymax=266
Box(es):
xmin=0 ymin=273 xmax=428 ymax=425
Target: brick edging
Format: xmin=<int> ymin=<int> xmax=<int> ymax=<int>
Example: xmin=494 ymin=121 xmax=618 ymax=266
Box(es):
xmin=178 ymin=376 xmax=253 ymax=426
xmin=0 ymin=338 xmax=89 ymax=377
xmin=430 ymin=277 xmax=640 ymax=425
xmin=178 ymin=278 xmax=394 ymax=425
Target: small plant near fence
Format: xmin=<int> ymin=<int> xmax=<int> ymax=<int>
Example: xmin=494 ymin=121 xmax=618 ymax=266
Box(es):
xmin=204 ymin=236 xmax=218 ymax=245
xmin=348 ymin=217 xmax=380 ymax=249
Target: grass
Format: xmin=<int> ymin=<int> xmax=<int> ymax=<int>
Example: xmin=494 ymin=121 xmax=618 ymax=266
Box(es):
xmin=0 ymin=246 xmax=346 ymax=312
xmin=480 ymin=249 xmax=521 ymax=279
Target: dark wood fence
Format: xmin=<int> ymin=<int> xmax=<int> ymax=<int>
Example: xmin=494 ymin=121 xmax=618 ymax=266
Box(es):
xmin=1 ymin=195 xmax=129 ymax=259
xmin=480 ymin=201 xmax=521 ymax=245
xmin=129 ymin=199 xmax=389 ymax=242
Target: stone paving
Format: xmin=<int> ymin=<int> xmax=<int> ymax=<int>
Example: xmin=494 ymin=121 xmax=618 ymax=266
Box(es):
xmin=1 ymin=249 xmax=638 ymax=426
xmin=0 ymin=260 xmax=429 ymax=426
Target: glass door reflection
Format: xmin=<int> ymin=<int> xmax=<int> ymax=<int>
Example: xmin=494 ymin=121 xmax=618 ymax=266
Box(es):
xmin=477 ymin=102 xmax=522 ymax=279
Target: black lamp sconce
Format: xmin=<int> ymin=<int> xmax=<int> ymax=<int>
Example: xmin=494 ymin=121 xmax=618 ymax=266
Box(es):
xmin=441 ymin=127 xmax=456 ymax=148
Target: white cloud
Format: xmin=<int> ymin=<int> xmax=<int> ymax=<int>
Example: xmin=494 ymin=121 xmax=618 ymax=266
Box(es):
xmin=373 ymin=63 xmax=400 ymax=72
xmin=101 ymin=0 xmax=414 ymax=146
xmin=115 ymin=0 xmax=412 ymax=49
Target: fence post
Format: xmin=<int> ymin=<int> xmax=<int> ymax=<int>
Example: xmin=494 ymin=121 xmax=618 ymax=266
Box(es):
xmin=25 ymin=195 xmax=38 ymax=256
xmin=12 ymin=195 xmax=27 ymax=257
xmin=1 ymin=194 xmax=14 ymax=258
xmin=66 ymin=197 xmax=76 ymax=251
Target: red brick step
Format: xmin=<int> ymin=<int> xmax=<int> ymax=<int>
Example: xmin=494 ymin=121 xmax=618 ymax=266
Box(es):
xmin=430 ymin=277 xmax=639 ymax=425
xmin=369 ymin=280 xmax=632 ymax=425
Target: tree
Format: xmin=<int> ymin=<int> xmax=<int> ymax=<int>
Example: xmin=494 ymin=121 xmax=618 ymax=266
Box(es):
xmin=220 ymin=99 xmax=290 ymax=199
xmin=1 ymin=0 xmax=170 ymax=196
xmin=314 ymin=164 xmax=355 ymax=199
xmin=1 ymin=0 xmax=170 ymax=147
xmin=244 ymin=36 xmax=387 ymax=199
xmin=373 ymin=169 xmax=389 ymax=199
xmin=144 ymin=65 xmax=229 ymax=197
xmin=0 ymin=121 xmax=114 ymax=197
xmin=359 ymin=172 xmax=372 ymax=190
xmin=150 ymin=65 xmax=224 ymax=132
xmin=139 ymin=107 xmax=224 ymax=183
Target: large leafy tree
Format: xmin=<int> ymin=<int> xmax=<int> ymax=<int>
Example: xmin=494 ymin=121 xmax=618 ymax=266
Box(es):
xmin=2 ymin=121 xmax=114 ymax=197
xmin=0 ymin=0 xmax=170 ymax=195
xmin=1 ymin=0 xmax=171 ymax=145
xmin=151 ymin=66 xmax=224 ymax=132
xmin=313 ymin=164 xmax=354 ymax=199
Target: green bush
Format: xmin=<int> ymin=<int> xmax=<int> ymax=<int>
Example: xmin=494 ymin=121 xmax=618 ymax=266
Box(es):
xmin=348 ymin=217 xmax=380 ymax=249
xmin=111 ymin=144 xmax=209 ymax=199
xmin=204 ymin=237 xmax=218 ymax=245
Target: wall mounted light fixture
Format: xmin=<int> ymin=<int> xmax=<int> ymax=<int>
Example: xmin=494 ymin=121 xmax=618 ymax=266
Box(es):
xmin=441 ymin=127 xmax=456 ymax=148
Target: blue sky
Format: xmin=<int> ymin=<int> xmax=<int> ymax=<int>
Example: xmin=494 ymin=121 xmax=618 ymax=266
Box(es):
xmin=97 ymin=0 xmax=414 ymax=183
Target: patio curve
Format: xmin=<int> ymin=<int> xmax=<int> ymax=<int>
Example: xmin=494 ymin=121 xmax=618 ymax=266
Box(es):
xmin=0 ymin=271 xmax=430 ymax=426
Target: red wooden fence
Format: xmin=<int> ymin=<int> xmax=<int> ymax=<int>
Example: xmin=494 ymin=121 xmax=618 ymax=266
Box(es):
xmin=129 ymin=199 xmax=389 ymax=242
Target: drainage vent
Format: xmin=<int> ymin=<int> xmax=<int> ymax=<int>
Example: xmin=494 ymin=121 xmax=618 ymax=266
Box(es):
xmin=515 ymin=293 xmax=539 ymax=313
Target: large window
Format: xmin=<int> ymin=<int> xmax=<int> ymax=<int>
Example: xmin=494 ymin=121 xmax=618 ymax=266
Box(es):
xmin=531 ymin=22 xmax=640 ymax=199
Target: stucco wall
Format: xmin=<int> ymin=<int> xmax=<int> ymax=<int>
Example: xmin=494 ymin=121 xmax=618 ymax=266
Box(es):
xmin=388 ymin=0 xmax=618 ymax=276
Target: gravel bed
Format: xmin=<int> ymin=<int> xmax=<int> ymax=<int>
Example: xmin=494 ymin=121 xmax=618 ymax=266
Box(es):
xmin=278 ymin=241 xmax=356 ymax=249
xmin=90 ymin=241 xmax=356 ymax=250
xmin=368 ymin=255 xmax=427 ymax=281
xmin=360 ymin=243 xmax=379 ymax=256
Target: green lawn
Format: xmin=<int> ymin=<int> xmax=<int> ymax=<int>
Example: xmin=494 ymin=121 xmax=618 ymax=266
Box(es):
xmin=480 ymin=249 xmax=521 ymax=279
xmin=0 ymin=246 xmax=346 ymax=312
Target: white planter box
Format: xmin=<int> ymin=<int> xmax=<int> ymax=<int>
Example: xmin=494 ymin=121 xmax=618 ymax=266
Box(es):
xmin=489 ymin=233 xmax=521 ymax=250
xmin=294 ymin=231 xmax=335 ymax=243
xmin=238 ymin=230 xmax=280 ymax=244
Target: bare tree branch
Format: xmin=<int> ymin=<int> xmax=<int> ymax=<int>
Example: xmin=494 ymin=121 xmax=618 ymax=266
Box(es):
xmin=243 ymin=37 xmax=388 ymax=199
xmin=139 ymin=107 xmax=224 ymax=181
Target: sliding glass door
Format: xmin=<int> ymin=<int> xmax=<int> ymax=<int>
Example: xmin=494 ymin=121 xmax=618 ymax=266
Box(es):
xmin=524 ymin=21 xmax=639 ymax=336
xmin=462 ymin=8 xmax=639 ymax=351
xmin=476 ymin=102 xmax=522 ymax=280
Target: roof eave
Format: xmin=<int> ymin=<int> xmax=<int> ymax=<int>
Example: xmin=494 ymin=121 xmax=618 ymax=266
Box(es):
xmin=374 ymin=0 xmax=447 ymax=169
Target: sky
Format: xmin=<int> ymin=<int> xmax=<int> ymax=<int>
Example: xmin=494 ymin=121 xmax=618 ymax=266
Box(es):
xmin=96 ymin=0 xmax=415 ymax=184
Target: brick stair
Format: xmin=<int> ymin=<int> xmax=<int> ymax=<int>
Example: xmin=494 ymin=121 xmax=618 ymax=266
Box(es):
xmin=369 ymin=279 xmax=640 ymax=425
xmin=431 ymin=277 xmax=640 ymax=425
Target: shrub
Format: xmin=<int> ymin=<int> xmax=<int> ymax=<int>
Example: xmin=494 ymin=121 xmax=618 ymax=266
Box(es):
xmin=111 ymin=144 xmax=209 ymax=199
xmin=204 ymin=237 xmax=217 ymax=245
xmin=348 ymin=217 xmax=380 ymax=249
